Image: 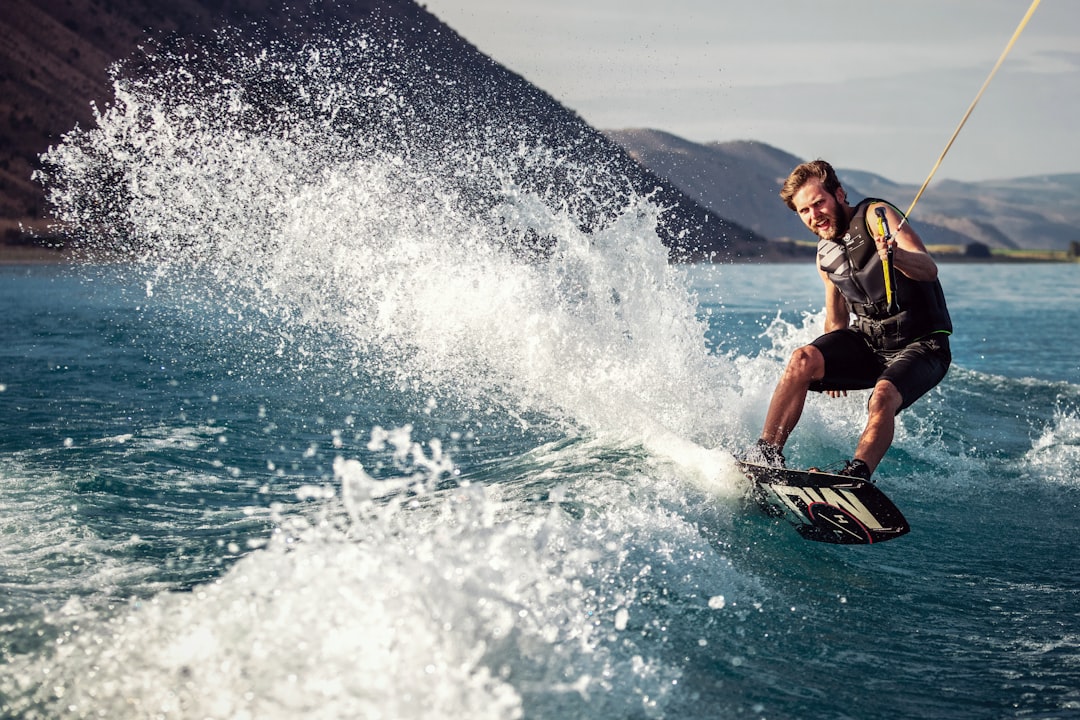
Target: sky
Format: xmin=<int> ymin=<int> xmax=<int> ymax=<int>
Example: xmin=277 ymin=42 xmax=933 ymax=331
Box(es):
xmin=420 ymin=0 xmax=1080 ymax=184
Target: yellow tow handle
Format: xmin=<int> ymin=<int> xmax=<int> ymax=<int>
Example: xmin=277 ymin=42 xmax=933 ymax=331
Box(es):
xmin=875 ymin=207 xmax=899 ymax=315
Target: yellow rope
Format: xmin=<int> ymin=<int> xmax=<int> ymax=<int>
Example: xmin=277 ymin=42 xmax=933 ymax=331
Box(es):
xmin=900 ymin=0 xmax=1042 ymax=227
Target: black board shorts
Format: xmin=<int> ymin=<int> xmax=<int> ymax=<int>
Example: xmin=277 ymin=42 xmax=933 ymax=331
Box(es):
xmin=808 ymin=328 xmax=951 ymax=411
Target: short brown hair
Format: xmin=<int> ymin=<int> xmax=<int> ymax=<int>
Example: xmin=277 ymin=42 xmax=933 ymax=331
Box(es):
xmin=779 ymin=159 xmax=842 ymax=211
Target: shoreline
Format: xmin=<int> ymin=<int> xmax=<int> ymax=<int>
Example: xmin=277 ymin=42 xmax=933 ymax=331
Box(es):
xmin=0 ymin=238 xmax=129 ymax=266
xmin=2 ymin=242 xmax=1075 ymax=267
xmin=0 ymin=244 xmax=75 ymax=265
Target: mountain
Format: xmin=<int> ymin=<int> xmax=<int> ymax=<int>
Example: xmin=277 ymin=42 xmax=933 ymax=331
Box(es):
xmin=606 ymin=128 xmax=1080 ymax=251
xmin=605 ymin=129 xmax=807 ymax=243
xmin=0 ymin=0 xmax=770 ymax=261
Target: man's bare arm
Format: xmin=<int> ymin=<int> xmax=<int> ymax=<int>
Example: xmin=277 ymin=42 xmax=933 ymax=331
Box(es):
xmin=868 ymin=202 xmax=939 ymax=282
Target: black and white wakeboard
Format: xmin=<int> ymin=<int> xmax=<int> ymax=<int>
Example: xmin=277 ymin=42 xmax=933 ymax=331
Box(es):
xmin=737 ymin=461 xmax=910 ymax=545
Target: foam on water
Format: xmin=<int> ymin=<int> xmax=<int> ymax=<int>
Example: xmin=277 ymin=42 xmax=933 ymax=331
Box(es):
xmin=0 ymin=457 xmax=168 ymax=603
xmin=3 ymin=423 xmax=770 ymax=718
xmin=1027 ymin=405 xmax=1080 ymax=486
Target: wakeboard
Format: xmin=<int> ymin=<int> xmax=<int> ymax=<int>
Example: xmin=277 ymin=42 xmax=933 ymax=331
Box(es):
xmin=737 ymin=461 xmax=910 ymax=545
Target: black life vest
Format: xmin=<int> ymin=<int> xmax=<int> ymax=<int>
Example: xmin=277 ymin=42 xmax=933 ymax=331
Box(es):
xmin=817 ymin=198 xmax=952 ymax=350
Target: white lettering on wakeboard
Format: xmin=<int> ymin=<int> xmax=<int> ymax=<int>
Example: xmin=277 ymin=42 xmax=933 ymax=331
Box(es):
xmin=768 ymin=484 xmax=884 ymax=530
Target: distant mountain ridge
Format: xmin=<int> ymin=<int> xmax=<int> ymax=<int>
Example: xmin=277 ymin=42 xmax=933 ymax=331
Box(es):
xmin=606 ymin=128 xmax=1080 ymax=251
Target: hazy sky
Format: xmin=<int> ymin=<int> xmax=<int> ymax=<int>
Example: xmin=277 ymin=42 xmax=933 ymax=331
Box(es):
xmin=421 ymin=0 xmax=1079 ymax=183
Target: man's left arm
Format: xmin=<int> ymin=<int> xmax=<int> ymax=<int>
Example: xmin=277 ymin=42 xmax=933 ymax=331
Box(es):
xmin=868 ymin=202 xmax=939 ymax=282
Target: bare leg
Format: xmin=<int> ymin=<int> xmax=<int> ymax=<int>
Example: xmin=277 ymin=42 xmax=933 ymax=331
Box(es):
xmin=853 ymin=379 xmax=904 ymax=472
xmin=760 ymin=345 xmax=826 ymax=450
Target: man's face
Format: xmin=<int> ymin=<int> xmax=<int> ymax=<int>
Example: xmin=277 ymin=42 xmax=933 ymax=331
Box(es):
xmin=792 ymin=179 xmax=847 ymax=241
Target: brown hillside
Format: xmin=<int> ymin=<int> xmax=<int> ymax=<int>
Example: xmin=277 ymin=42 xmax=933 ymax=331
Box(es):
xmin=1 ymin=0 xmax=769 ymax=261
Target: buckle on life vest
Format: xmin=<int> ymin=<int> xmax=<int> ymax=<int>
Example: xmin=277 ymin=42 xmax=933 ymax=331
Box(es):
xmin=852 ymin=300 xmax=890 ymax=319
xmin=854 ymin=314 xmax=908 ymax=351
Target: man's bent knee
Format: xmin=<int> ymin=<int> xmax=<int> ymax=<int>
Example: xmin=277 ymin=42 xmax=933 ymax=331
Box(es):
xmin=785 ymin=345 xmax=825 ymax=383
xmin=869 ymin=380 xmax=903 ymax=415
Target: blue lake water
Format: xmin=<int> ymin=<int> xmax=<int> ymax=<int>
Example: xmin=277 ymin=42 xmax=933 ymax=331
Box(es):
xmin=4 ymin=24 xmax=1079 ymax=717
xmin=2 ymin=259 xmax=1078 ymax=719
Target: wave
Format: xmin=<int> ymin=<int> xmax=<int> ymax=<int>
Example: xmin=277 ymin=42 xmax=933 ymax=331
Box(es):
xmin=2 ymin=423 xmax=771 ymax=719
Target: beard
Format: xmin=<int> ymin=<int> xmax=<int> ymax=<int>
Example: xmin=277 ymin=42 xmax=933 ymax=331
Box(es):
xmin=814 ymin=195 xmax=848 ymax=241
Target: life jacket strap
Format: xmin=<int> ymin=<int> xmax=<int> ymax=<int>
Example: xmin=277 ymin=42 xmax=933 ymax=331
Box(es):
xmin=851 ymin=300 xmax=893 ymax=320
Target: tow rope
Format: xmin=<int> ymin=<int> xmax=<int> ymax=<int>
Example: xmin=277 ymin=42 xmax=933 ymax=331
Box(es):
xmin=899 ymin=0 xmax=1042 ymax=228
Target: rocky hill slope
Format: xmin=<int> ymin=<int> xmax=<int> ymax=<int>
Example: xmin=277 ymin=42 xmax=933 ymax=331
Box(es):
xmin=1 ymin=0 xmax=770 ymax=261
